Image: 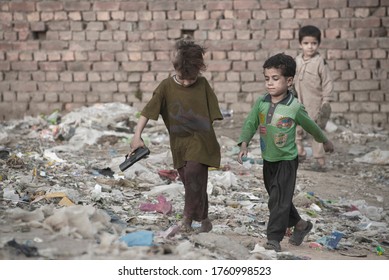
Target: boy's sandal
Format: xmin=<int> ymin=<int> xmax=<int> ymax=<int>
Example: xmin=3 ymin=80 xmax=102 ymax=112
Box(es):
xmin=264 ymin=240 xmax=281 ymax=252
xmin=289 ymin=221 xmax=313 ymax=246
xmin=310 ymin=162 xmax=327 ymax=172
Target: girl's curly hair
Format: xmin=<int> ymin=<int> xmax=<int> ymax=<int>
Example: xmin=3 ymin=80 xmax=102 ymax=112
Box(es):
xmin=172 ymin=39 xmax=207 ymax=80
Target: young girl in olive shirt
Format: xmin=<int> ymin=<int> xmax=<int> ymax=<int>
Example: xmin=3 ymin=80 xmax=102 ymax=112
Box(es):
xmin=130 ymin=40 xmax=223 ymax=233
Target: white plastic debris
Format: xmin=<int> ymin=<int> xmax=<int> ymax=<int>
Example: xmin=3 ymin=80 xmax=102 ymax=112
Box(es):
xmin=354 ymin=149 xmax=389 ymax=165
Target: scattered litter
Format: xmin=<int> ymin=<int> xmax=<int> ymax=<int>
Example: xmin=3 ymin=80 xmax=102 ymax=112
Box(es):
xmin=316 ymin=231 xmax=344 ymax=250
xmin=6 ymin=239 xmax=39 ymax=257
xmin=338 ymin=248 xmax=367 ymax=258
xmin=119 ymin=231 xmax=154 ymax=247
xmin=376 ymin=246 xmax=385 ymax=256
xmin=0 ymin=102 xmax=388 ymax=260
xmin=157 ymin=224 xmax=181 ymax=239
xmin=139 ymin=195 xmax=173 ymax=215
xmin=354 ymin=149 xmax=389 ymax=165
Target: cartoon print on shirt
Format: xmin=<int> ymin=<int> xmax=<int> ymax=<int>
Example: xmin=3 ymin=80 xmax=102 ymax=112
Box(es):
xmin=274 ymin=132 xmax=288 ymax=147
xmin=276 ymin=117 xmax=294 ymax=129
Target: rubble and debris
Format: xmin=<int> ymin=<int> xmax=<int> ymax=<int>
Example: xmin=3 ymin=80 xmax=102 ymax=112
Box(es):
xmin=0 ymin=102 xmax=388 ymax=260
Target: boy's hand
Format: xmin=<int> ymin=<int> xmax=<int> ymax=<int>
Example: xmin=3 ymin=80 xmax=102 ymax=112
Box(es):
xmin=316 ymin=102 xmax=332 ymax=129
xmin=237 ymin=143 xmax=248 ymax=164
xmin=323 ymin=140 xmax=334 ymax=153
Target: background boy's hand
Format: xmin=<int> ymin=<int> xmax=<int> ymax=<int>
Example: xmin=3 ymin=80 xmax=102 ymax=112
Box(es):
xmin=316 ymin=102 xmax=332 ymax=129
xmin=237 ymin=143 xmax=248 ymax=164
xmin=323 ymin=140 xmax=334 ymax=153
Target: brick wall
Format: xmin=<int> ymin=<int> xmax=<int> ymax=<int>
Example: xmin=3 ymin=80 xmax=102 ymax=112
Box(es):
xmin=0 ymin=0 xmax=388 ymax=127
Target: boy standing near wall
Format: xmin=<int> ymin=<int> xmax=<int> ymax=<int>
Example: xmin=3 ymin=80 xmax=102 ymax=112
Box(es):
xmin=237 ymin=53 xmax=334 ymax=252
xmin=294 ymin=25 xmax=334 ymax=171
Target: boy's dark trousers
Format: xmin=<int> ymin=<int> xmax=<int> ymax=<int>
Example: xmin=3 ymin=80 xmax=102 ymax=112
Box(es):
xmin=263 ymin=157 xmax=301 ymax=242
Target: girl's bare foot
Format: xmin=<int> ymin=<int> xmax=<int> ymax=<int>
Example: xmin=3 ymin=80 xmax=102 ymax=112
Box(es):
xmin=197 ymin=218 xmax=213 ymax=233
xmin=316 ymin=158 xmax=325 ymax=167
xmin=179 ymin=217 xmax=193 ymax=232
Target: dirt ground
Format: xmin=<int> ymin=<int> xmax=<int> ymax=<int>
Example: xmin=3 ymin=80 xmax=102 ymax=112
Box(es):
xmin=0 ymin=108 xmax=388 ymax=261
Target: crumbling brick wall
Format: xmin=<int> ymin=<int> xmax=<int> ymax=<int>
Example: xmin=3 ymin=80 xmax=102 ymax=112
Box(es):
xmin=0 ymin=0 xmax=388 ymax=127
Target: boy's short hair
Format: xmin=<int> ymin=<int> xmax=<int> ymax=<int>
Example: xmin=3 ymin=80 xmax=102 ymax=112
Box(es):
xmin=172 ymin=39 xmax=206 ymax=80
xmin=299 ymin=25 xmax=321 ymax=44
xmin=263 ymin=53 xmax=296 ymax=78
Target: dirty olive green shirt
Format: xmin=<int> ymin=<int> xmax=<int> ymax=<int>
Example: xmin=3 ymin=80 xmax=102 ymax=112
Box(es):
xmin=141 ymin=76 xmax=223 ymax=169
xmin=238 ymin=91 xmax=328 ymax=162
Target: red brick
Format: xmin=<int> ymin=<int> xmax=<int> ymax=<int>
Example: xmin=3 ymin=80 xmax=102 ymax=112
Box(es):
xmin=12 ymin=41 xmax=39 ymax=51
xmin=261 ymin=39 xmax=289 ymax=49
xmin=206 ymin=1 xmax=233 ymax=10
xmin=296 ymin=9 xmax=309 ymax=19
xmin=178 ymin=10 xmax=193 ymax=20
xmin=64 ymin=2 xmax=91 ymax=11
xmin=233 ymin=0 xmax=260 ymax=9
xmin=207 ymin=62 xmax=232 ymax=74
xmin=0 ymin=12 xmax=12 ymax=23
xmin=352 ymin=18 xmax=381 ymax=28
xmin=120 ymin=2 xmax=147 ymax=11
xmin=318 ymin=0 xmax=347 ymax=8
xmin=12 ymin=82 xmax=37 ymax=93
xmin=331 ymin=102 xmax=349 ymax=113
xmin=10 ymin=2 xmax=35 ymax=12
xmin=0 ymin=82 xmax=10 ymax=92
xmin=206 ymin=41 xmax=233 ymax=51
xmin=195 ymin=11 xmax=209 ymax=20
xmin=348 ymin=0 xmax=379 ymax=7
xmin=39 ymin=62 xmax=66 ymax=72
xmin=349 ymin=38 xmax=378 ymax=49
xmin=93 ymin=2 xmax=120 ymax=11
xmin=150 ymin=61 xmax=173 ymax=71
xmin=149 ymin=1 xmax=175 ymax=11
xmin=267 ymin=10 xmax=281 ymax=19
xmin=233 ymin=41 xmax=259 ymax=51
xmin=2 ymin=91 xmax=16 ymax=101
xmin=11 ymin=61 xmax=37 ymax=71
xmin=0 ymin=62 xmax=10 ymax=71
xmin=38 ymin=82 xmax=63 ymax=92
xmin=122 ymin=62 xmax=149 ymax=72
xmin=290 ymin=0 xmax=318 ymax=8
xmin=261 ymin=0 xmax=289 ymax=9
xmin=339 ymin=92 xmax=354 ymax=102
xmin=213 ymin=82 xmax=240 ymax=93
xmin=96 ymin=42 xmax=123 ymax=52
xmin=373 ymin=113 xmax=387 ymax=125
xmin=369 ymin=91 xmax=385 ymax=102
xmin=321 ymin=39 xmax=347 ymax=50
xmin=350 ymin=80 xmax=379 ymax=91
xmin=37 ymin=2 xmax=63 ymax=11
xmin=177 ymin=1 xmax=204 ymax=11
xmin=96 ymin=12 xmax=110 ymax=21
xmin=150 ymin=41 xmax=174 ymax=51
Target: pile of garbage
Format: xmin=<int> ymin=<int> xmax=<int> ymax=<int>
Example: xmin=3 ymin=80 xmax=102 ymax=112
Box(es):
xmin=0 ymin=103 xmax=388 ymax=260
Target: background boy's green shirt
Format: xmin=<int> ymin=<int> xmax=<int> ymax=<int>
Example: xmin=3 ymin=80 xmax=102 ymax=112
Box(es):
xmin=238 ymin=92 xmax=328 ymax=162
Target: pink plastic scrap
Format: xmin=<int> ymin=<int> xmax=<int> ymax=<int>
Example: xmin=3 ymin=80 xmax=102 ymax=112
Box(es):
xmin=158 ymin=170 xmax=179 ymax=181
xmin=157 ymin=224 xmax=181 ymax=239
xmin=139 ymin=195 xmax=172 ymax=215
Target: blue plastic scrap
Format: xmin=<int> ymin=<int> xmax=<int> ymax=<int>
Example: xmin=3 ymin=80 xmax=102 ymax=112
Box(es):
xmin=119 ymin=230 xmax=154 ymax=247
